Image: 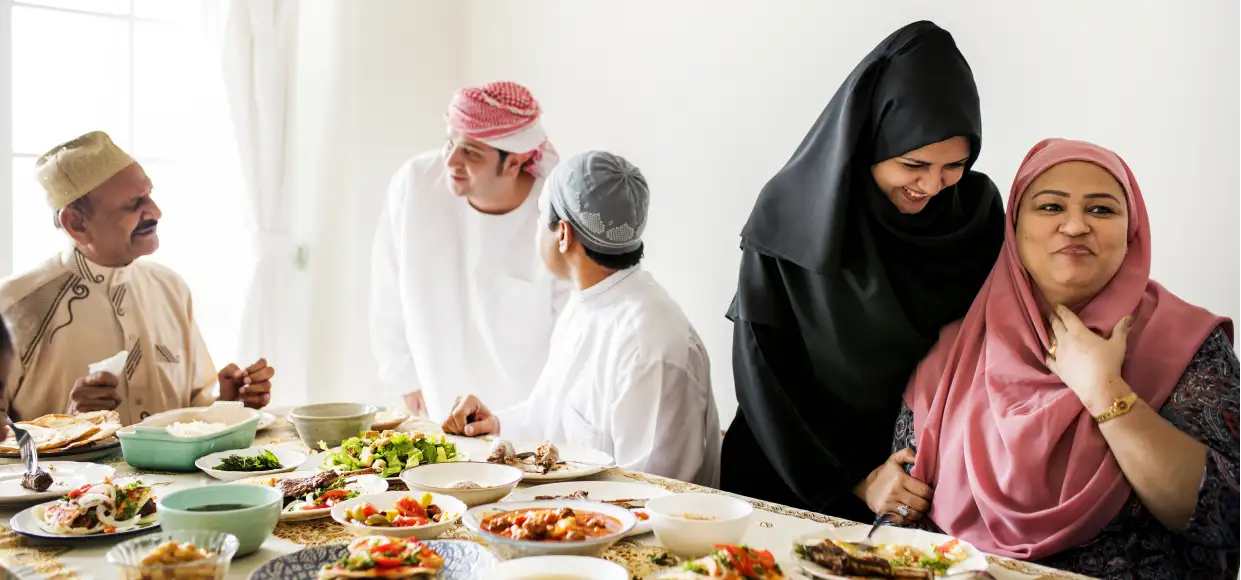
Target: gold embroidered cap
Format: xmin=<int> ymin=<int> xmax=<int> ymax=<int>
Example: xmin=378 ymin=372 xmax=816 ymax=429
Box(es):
xmin=35 ymin=131 xmax=136 ymax=211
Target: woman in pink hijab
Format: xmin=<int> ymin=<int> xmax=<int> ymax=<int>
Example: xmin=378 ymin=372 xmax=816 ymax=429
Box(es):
xmin=888 ymin=138 xmax=1238 ymax=578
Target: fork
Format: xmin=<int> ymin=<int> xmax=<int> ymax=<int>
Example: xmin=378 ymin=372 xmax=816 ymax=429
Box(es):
xmin=6 ymin=418 xmax=37 ymax=474
xmin=853 ymin=512 xmax=899 ymax=549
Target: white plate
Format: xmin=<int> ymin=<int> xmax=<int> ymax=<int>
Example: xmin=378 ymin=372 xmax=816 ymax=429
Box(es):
xmin=488 ymin=555 xmax=629 ymax=579
xmin=330 ymin=490 xmax=467 ymax=540
xmin=506 ymin=442 xmax=615 ymax=482
xmin=792 ymin=526 xmax=989 ymax=579
xmin=0 ymin=462 xmax=116 ymax=505
xmin=231 ymin=470 xmax=388 ymax=522
xmin=508 ymin=481 xmax=670 ymax=537
xmin=10 ymin=495 xmax=159 ymax=540
xmin=0 ymin=437 xmax=122 ymax=465
xmin=194 ymin=447 xmax=306 ymax=481
xmin=256 ymin=410 xmax=278 ymax=431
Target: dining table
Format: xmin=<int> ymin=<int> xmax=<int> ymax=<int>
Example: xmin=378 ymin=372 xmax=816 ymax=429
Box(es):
xmin=0 ymin=409 xmax=1087 ymax=580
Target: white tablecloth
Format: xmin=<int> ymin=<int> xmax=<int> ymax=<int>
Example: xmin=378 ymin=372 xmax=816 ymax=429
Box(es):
xmin=0 ymin=415 xmax=1084 ymax=579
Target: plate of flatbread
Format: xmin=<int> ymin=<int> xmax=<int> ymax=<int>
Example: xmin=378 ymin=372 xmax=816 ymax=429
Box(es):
xmin=0 ymin=411 xmax=124 ymax=463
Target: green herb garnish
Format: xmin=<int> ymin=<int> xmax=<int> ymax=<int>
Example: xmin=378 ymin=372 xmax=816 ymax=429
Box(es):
xmin=682 ymin=562 xmax=708 ymax=574
xmin=214 ymin=449 xmax=283 ymax=472
xmin=650 ymin=552 xmax=678 ymax=566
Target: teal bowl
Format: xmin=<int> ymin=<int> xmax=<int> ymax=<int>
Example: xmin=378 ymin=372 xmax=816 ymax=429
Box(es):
xmin=157 ymin=484 xmax=281 ymax=557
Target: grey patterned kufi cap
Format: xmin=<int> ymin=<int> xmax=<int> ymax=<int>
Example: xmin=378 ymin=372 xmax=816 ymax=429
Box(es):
xmin=546 ymin=151 xmax=649 ymax=255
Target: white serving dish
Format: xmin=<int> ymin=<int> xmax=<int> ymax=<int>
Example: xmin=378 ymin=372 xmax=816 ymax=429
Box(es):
xmin=792 ymin=526 xmax=990 ymax=579
xmin=399 ymin=461 xmax=523 ymax=507
xmin=194 ymin=447 xmax=306 ymax=481
xmin=461 ymin=499 xmax=636 ymax=560
xmin=330 ymin=491 xmax=467 ymax=541
xmin=231 ymin=470 xmax=388 ymax=522
xmin=487 ymin=555 xmax=629 ymax=580
xmin=507 ymin=480 xmax=671 ymax=538
xmin=645 ymin=493 xmax=753 ymax=558
xmin=502 ymin=441 xmax=615 ymax=482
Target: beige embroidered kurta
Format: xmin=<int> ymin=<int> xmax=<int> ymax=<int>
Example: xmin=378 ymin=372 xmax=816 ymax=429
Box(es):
xmin=0 ymin=248 xmax=217 ymax=424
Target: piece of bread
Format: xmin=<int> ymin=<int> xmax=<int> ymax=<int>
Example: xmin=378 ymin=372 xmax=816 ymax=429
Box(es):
xmin=0 ymin=423 xmax=69 ymax=452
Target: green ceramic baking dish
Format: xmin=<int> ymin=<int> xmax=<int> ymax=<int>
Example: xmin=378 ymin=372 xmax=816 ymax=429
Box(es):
xmin=117 ymin=402 xmax=260 ymax=471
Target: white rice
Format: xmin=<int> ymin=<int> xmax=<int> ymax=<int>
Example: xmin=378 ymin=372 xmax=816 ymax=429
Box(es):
xmin=166 ymin=420 xmax=229 ymax=438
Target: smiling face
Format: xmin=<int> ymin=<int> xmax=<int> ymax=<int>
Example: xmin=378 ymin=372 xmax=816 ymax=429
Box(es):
xmin=442 ymin=129 xmax=531 ymax=213
xmin=1016 ymin=161 xmax=1130 ymax=308
xmin=59 ymin=162 xmax=161 ymax=267
xmin=870 ymin=136 xmax=971 ymax=214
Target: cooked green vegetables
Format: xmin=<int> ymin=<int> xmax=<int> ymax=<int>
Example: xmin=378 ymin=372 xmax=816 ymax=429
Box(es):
xmin=214 ymin=449 xmax=284 ymax=472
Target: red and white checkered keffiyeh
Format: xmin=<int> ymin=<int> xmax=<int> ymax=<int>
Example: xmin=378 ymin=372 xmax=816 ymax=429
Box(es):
xmin=445 ymin=81 xmax=558 ymax=177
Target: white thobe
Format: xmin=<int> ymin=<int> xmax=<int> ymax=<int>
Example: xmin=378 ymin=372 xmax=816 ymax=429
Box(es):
xmin=370 ymin=151 xmax=569 ymax=420
xmin=496 ymin=267 xmax=722 ymax=487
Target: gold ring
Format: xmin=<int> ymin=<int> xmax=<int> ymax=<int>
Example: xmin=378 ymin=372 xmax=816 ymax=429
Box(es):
xmin=1047 ymin=343 xmax=1058 ymax=360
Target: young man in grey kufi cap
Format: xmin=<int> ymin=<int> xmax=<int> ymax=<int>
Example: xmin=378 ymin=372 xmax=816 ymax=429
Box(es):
xmin=444 ymin=151 xmax=722 ymax=487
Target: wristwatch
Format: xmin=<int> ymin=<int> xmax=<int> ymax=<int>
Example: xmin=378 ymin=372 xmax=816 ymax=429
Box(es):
xmin=1094 ymin=392 xmax=1139 ymax=424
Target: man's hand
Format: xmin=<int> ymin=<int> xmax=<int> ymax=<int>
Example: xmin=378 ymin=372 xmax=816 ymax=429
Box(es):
xmin=402 ymin=390 xmax=428 ymax=419
xmin=441 ymin=395 xmax=498 ymax=437
xmin=67 ymin=372 xmax=122 ymax=413
xmin=218 ymin=358 xmax=274 ymax=409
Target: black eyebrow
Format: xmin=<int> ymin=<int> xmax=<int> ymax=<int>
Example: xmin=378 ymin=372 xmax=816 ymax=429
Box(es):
xmin=898 ymin=156 xmax=970 ymax=166
xmin=1032 ymin=189 xmax=1069 ymax=198
xmin=1033 ymin=189 xmax=1123 ymax=203
xmin=1084 ymin=192 xmax=1123 ymax=203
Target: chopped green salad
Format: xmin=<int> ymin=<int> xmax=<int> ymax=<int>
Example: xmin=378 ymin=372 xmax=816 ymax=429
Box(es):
xmin=319 ymin=430 xmax=459 ymax=478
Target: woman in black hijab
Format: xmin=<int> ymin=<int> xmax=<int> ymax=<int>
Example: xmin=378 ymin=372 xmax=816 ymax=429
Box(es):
xmin=722 ymin=21 xmax=1005 ymax=522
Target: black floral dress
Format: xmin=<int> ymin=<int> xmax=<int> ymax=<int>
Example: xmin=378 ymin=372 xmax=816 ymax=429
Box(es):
xmin=892 ymin=328 xmax=1239 ymax=579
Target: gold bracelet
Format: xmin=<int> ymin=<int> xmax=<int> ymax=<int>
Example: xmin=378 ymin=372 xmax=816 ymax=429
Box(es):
xmin=1094 ymin=392 xmax=1139 ymax=424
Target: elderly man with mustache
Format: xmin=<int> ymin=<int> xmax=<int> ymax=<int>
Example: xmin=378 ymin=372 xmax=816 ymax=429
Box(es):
xmin=0 ymin=131 xmax=274 ymax=424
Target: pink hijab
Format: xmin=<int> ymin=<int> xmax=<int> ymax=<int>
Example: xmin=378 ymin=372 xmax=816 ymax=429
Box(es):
xmin=905 ymin=138 xmax=1232 ymax=560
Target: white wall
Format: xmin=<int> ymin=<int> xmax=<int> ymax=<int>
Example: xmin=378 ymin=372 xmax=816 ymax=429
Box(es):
xmin=300 ymin=1 xmax=1239 ymax=421
xmin=456 ymin=0 xmax=1240 ymax=422
xmin=295 ymin=0 xmax=463 ymax=407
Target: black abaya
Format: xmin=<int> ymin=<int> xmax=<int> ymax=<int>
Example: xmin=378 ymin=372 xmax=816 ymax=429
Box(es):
xmin=722 ymin=21 xmax=1005 ymax=517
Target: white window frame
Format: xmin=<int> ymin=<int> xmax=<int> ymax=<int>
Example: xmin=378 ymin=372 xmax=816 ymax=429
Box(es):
xmin=0 ymin=0 xmax=185 ymax=278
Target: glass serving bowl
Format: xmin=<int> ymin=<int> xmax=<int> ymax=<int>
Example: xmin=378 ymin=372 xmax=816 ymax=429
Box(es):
xmin=106 ymin=529 xmax=239 ymax=580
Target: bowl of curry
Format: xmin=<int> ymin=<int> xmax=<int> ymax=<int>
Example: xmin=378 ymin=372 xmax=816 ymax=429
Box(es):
xmin=462 ymin=500 xmax=637 ymax=559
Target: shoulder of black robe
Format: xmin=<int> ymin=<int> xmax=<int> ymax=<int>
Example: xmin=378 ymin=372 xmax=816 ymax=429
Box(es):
xmin=729 ymin=20 xmax=1005 ymax=413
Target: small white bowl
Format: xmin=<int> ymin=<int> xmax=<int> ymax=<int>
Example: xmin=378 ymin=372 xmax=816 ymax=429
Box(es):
xmin=400 ymin=461 xmax=523 ymax=507
xmin=194 ymin=447 xmax=305 ymax=482
xmin=487 ymin=555 xmax=629 ymax=580
xmin=645 ymin=493 xmax=753 ymax=558
xmin=331 ymin=491 xmax=466 ymax=541
xmin=462 ymin=500 xmax=637 ymax=560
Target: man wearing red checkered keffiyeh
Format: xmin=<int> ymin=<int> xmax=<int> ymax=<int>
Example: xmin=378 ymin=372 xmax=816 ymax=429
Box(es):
xmin=441 ymin=81 xmax=559 ymax=215
xmin=370 ymin=81 xmax=570 ymax=422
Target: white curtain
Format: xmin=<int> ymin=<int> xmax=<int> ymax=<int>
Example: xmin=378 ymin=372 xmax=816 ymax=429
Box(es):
xmin=217 ymin=0 xmax=306 ymax=402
